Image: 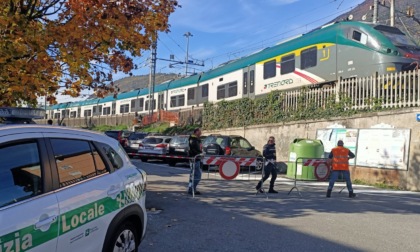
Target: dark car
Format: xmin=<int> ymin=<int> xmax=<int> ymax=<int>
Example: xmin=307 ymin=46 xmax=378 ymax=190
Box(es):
xmin=202 ymin=134 xmax=263 ymax=170
xmin=124 ymin=132 xmax=149 ymax=157
xmin=104 ymin=130 xmax=133 ymax=146
xmin=166 ymin=135 xmax=191 ymax=166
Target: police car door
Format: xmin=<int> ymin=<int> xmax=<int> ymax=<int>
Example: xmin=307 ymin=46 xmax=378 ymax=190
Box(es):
xmin=44 ymin=135 xmax=123 ymax=252
xmin=0 ymin=133 xmax=60 ymax=252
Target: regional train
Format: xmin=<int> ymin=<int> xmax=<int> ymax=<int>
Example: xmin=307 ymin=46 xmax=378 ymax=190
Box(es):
xmin=47 ymin=21 xmax=420 ymax=120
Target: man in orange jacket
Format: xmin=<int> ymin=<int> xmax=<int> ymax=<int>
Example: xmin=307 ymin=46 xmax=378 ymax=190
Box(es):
xmin=326 ymin=140 xmax=356 ymax=198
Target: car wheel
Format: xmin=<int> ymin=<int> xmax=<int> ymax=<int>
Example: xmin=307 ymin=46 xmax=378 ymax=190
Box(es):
xmin=256 ymin=156 xmax=264 ymax=171
xmin=104 ymin=221 xmax=139 ymax=252
xmin=140 ymin=157 xmax=148 ymax=162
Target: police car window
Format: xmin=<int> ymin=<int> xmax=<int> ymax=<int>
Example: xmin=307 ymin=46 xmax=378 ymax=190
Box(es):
xmin=0 ymin=141 xmax=42 ymax=208
xmin=50 ymin=139 xmax=104 ymax=187
xmin=95 ymin=142 xmax=124 ymax=170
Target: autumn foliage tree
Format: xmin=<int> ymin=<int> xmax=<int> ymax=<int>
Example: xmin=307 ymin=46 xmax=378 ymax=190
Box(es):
xmin=0 ymin=0 xmax=179 ymax=107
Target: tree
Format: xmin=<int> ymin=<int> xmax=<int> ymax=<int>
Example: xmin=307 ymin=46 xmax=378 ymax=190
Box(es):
xmin=0 ymin=0 xmax=179 ymax=107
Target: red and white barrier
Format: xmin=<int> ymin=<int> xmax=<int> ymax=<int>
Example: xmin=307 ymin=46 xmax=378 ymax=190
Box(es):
xmin=202 ymin=156 xmax=257 ymax=166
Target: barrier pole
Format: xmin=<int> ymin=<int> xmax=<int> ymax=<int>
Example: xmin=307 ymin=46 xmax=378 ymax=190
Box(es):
xmin=255 ymin=157 xmax=268 ymax=199
xmin=288 ymin=157 xmax=304 ymax=197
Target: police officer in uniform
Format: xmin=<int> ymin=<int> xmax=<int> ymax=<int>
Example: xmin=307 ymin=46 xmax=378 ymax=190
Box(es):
xmin=256 ymin=136 xmax=278 ymax=193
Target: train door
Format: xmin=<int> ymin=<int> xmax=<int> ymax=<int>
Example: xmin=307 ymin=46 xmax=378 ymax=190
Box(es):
xmin=242 ymin=66 xmax=255 ymax=99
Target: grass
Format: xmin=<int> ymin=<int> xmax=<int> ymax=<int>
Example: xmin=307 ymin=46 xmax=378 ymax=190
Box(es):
xmin=91 ymin=124 xmax=131 ymax=132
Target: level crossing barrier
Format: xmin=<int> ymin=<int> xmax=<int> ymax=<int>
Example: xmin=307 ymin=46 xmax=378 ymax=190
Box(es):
xmin=289 ymin=157 xmax=331 ymax=197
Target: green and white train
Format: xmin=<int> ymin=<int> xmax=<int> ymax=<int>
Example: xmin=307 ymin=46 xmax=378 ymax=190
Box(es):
xmin=48 ymin=21 xmax=420 ymax=119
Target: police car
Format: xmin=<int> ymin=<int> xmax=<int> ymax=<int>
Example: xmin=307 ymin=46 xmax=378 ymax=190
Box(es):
xmin=0 ymin=108 xmax=147 ymax=252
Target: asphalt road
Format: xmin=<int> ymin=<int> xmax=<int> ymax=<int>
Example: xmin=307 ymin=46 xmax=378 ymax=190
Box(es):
xmin=135 ymin=159 xmax=420 ymax=252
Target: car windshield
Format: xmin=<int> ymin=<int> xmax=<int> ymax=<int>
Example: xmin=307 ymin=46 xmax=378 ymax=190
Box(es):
xmin=143 ymin=137 xmax=163 ymax=144
xmin=129 ymin=133 xmax=147 ymax=140
xmin=232 ymin=137 xmax=252 ymax=148
xmin=171 ymin=136 xmax=189 ymax=144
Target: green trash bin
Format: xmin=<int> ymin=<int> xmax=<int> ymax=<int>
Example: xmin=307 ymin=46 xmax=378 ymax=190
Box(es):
xmin=286 ymin=138 xmax=324 ymax=180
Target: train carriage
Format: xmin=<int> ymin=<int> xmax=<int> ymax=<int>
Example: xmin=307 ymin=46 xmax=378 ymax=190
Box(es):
xmin=46 ymin=21 xmax=420 ymax=120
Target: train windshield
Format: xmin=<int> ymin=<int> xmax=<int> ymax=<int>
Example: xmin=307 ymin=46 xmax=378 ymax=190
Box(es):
xmin=374 ymin=25 xmax=418 ymax=48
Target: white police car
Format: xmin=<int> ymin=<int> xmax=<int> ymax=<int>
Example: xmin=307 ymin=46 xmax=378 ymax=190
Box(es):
xmin=0 ymin=122 xmax=147 ymax=251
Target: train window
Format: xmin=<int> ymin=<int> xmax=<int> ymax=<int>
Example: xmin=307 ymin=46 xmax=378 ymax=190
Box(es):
xmin=179 ymin=95 xmax=185 ymax=107
xmin=170 ymin=96 xmax=176 ymax=107
xmin=70 ymin=111 xmax=77 ymax=118
xmin=144 ymin=99 xmax=156 ymax=110
xmin=301 ymin=47 xmax=317 ymax=70
xmin=188 ymin=88 xmax=195 ymax=100
xmin=228 ymin=82 xmax=238 ymax=98
xmin=119 ymin=104 xmax=129 ymax=114
xmin=158 ymin=94 xmax=164 ymax=109
xmin=217 ymin=85 xmax=226 ymax=100
xmin=93 ymin=105 xmax=102 ymax=116
xmin=84 ymin=110 xmax=92 ymax=117
xmin=130 ymin=100 xmax=136 ymax=112
xmin=263 ymin=59 xmax=276 ymax=79
xmin=54 ymin=113 xmax=60 ymax=119
xmin=243 ymin=72 xmax=248 ymax=95
xmin=250 ymin=70 xmax=255 ymax=93
xmin=281 ymin=54 xmax=295 ymax=75
xmin=111 ymin=102 xmax=116 ymax=115
xmin=352 ymin=30 xmax=367 ymax=45
xmin=103 ymin=107 xmax=111 ymax=115
xmin=201 ymin=84 xmax=209 ymax=98
xmin=139 ymin=98 xmax=144 ymax=111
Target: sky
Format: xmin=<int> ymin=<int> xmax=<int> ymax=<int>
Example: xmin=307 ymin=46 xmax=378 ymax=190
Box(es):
xmin=55 ymin=0 xmax=366 ymax=103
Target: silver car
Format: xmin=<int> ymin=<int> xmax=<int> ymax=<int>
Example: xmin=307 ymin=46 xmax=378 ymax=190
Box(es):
xmin=125 ymin=132 xmax=148 ymax=157
xmin=138 ymin=135 xmax=172 ymax=162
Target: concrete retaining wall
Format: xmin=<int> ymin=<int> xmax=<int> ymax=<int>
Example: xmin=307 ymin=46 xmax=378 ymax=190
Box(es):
xmin=203 ymin=107 xmax=420 ymax=191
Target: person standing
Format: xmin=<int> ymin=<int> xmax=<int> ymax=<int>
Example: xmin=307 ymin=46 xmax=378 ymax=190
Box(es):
xmin=188 ymin=128 xmax=202 ymax=195
xmin=256 ymin=136 xmax=278 ymax=193
xmin=326 ymin=140 xmax=356 ymax=198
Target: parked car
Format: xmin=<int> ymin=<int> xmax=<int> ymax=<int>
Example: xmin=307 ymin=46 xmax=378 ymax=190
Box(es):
xmin=202 ymin=134 xmax=263 ymax=170
xmin=166 ymin=135 xmax=191 ymax=166
xmin=138 ymin=135 xmax=172 ymax=162
xmin=104 ymin=130 xmax=133 ymax=146
xmin=0 ymin=124 xmax=147 ymax=252
xmin=125 ymin=132 xmax=149 ymax=157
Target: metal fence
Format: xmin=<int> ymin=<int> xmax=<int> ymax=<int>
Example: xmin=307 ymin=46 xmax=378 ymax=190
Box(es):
xmin=280 ymin=69 xmax=420 ymax=112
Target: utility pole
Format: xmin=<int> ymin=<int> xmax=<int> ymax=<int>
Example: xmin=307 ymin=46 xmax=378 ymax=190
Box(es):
xmin=372 ymin=0 xmax=378 ymax=23
xmin=184 ymin=32 xmax=193 ymax=76
xmin=390 ymin=0 xmax=395 ymax=26
xmin=148 ymin=35 xmax=157 ymax=117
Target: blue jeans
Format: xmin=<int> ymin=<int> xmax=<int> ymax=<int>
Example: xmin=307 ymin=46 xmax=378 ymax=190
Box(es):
xmin=328 ymin=170 xmax=353 ymax=192
xmin=188 ymin=159 xmax=202 ymax=192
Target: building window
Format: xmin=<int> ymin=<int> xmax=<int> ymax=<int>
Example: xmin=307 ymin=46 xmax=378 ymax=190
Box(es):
xmin=301 ymin=47 xmax=317 ymax=70
xmin=263 ymin=59 xmax=276 ymax=79
xmin=281 ymin=54 xmax=295 ymax=75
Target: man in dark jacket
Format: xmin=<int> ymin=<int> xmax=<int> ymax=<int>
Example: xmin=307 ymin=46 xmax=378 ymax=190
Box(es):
xmin=256 ymin=136 xmax=278 ymax=193
xmin=188 ymin=128 xmax=202 ymax=195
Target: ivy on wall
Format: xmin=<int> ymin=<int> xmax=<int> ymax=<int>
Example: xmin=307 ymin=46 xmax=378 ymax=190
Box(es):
xmin=202 ymin=88 xmax=388 ymax=130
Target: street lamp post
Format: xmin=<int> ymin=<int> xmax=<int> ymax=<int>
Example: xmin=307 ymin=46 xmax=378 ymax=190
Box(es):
xmin=184 ymin=32 xmax=193 ymax=76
